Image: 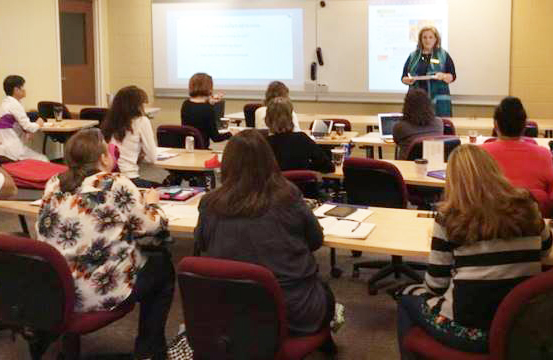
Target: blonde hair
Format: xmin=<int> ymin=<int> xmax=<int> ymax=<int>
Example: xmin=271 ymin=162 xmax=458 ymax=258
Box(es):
xmin=438 ymin=145 xmax=543 ymax=244
xmin=417 ymin=26 xmax=441 ymax=50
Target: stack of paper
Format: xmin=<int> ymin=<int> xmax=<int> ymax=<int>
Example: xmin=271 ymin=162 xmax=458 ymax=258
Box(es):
xmin=314 ymin=204 xmax=375 ymax=239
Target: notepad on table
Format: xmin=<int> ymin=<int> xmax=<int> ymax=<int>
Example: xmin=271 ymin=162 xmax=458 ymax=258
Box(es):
xmin=318 ymin=217 xmax=375 ymax=239
xmin=427 ymin=170 xmax=446 ymax=180
xmin=157 ymin=149 xmax=178 ymax=161
xmin=159 ymin=203 xmax=199 ymax=221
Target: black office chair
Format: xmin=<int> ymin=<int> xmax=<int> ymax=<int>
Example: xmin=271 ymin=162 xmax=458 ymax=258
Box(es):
xmin=343 ymin=157 xmax=425 ymax=295
xmin=79 ymin=107 xmax=108 ymax=126
xmin=37 ymin=101 xmax=72 ymax=120
xmin=243 ymin=103 xmax=263 ymax=128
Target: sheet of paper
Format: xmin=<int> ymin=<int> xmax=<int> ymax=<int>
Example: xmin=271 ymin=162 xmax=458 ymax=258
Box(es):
xmin=345 ymin=209 xmax=373 ymax=222
xmin=423 ymin=140 xmax=445 ymax=171
xmin=30 ymin=199 xmax=42 ymax=206
xmin=313 ymin=204 xmax=336 ymax=217
xmin=157 ymin=149 xmax=178 ymax=161
xmin=409 ymin=75 xmax=436 ymax=81
xmin=159 ymin=203 xmax=199 ymax=221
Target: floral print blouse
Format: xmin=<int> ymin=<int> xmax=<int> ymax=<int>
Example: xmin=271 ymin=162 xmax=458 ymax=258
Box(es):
xmin=36 ymin=172 xmax=168 ymax=312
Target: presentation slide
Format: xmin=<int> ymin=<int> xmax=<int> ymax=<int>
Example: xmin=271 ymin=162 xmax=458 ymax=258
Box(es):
xmin=368 ymin=0 xmax=448 ymax=93
xmin=157 ymin=6 xmax=305 ymax=90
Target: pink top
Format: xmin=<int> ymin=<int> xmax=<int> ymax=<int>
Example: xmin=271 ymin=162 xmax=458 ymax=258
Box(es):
xmin=482 ymin=139 xmax=553 ymax=215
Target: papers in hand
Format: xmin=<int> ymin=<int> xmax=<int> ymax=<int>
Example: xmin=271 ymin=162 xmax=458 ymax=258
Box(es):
xmin=408 ymin=74 xmax=436 ymax=81
xmin=314 ymin=204 xmax=375 ymax=239
xmin=30 ymin=199 xmax=42 ymax=206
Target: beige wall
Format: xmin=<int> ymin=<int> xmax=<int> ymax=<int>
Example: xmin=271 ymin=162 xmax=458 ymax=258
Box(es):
xmin=0 ymin=0 xmax=62 ymax=110
xmin=108 ymin=0 xmax=553 ymax=131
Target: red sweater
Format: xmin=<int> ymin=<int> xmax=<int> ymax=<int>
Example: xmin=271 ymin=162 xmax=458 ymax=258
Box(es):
xmin=482 ymin=139 xmax=553 ymax=216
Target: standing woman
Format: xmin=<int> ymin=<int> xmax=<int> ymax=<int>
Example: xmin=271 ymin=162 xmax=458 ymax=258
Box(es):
xmin=401 ymin=26 xmax=456 ymax=117
xmin=180 ymin=73 xmax=231 ymax=148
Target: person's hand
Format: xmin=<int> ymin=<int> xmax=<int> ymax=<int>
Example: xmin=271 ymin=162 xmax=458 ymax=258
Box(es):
xmin=435 ymin=72 xmax=454 ymax=83
xmin=36 ymin=118 xmax=44 ymax=127
xmin=228 ymin=127 xmax=241 ymax=136
xmin=144 ymin=188 xmax=160 ymax=204
xmin=209 ymin=92 xmax=224 ymax=104
xmin=138 ymin=149 xmax=145 ymax=163
xmin=402 ymin=76 xmax=415 ymax=85
xmin=23 ymin=132 xmax=33 ymax=142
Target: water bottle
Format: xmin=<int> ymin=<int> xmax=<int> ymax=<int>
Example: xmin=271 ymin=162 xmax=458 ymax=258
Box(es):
xmin=185 ymin=136 xmax=194 ymax=153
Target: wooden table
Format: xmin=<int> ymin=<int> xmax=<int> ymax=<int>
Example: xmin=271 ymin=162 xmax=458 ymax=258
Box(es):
xmin=42 ymin=119 xmax=99 ymax=133
xmin=67 ymin=104 xmax=161 ymax=118
xmin=226 ymin=112 xmax=553 ymax=135
xmin=154 ymin=148 xmax=219 ymax=172
xmin=305 ymin=131 xmax=359 ymax=145
xmin=324 ymin=160 xmax=446 ymax=188
xmin=3 ymin=199 xmax=552 ymax=266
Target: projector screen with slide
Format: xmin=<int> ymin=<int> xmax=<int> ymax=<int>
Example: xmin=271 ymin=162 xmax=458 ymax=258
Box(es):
xmin=153 ymin=1 xmax=316 ymax=97
xmin=152 ymin=0 xmax=511 ymax=104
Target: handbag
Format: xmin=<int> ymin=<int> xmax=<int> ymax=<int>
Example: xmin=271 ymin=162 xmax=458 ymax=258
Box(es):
xmin=166 ymin=329 xmax=194 ymax=360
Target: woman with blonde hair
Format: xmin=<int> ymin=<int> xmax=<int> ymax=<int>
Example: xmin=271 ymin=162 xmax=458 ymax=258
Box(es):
xmin=396 ymin=144 xmax=552 ymax=358
xmin=401 ymin=26 xmax=456 ymax=116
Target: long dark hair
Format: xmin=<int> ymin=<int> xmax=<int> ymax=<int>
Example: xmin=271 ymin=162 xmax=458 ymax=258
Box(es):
xmin=59 ymin=128 xmax=107 ymax=193
xmin=102 ymin=86 xmax=148 ymax=142
xmin=402 ymin=88 xmax=435 ymax=126
xmin=203 ymin=129 xmax=298 ymax=217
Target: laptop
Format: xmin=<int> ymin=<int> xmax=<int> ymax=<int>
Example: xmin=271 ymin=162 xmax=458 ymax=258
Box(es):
xmin=312 ymin=119 xmax=333 ymax=138
xmin=378 ymin=113 xmax=403 ymax=140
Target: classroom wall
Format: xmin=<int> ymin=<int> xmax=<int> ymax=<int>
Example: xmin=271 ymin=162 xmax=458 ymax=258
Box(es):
xmin=108 ymin=0 xmax=553 ymax=131
xmin=0 ymin=0 xmax=62 ymax=109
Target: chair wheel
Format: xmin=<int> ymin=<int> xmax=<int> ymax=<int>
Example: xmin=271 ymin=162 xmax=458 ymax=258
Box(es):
xmin=331 ymin=267 xmax=343 ymax=278
xmin=352 ymin=269 xmax=360 ymax=278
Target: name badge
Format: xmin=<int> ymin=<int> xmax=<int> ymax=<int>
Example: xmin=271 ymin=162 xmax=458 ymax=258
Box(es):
xmin=430 ymin=58 xmax=440 ymax=64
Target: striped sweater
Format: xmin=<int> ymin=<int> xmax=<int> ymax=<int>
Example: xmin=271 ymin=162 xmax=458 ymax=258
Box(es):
xmin=404 ymin=219 xmax=552 ymax=330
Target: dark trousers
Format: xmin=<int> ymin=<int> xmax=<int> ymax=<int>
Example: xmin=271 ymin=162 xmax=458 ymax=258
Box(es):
xmin=397 ymin=295 xmax=487 ymax=360
xmin=122 ymin=249 xmax=175 ymax=360
xmin=131 ymin=177 xmax=161 ymax=189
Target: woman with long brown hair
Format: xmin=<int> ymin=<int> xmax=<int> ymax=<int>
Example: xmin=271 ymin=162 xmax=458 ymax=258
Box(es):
xmin=102 ymin=85 xmax=159 ymax=188
xmin=36 ymin=128 xmax=173 ymax=360
xmin=194 ymin=129 xmax=335 ymax=336
xmin=393 ymin=88 xmax=443 ymax=159
xmin=255 ymin=81 xmax=301 ymax=131
xmin=396 ymin=144 xmax=552 ymax=358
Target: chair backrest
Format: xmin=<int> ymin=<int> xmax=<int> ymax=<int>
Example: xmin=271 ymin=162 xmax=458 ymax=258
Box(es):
xmin=79 ymin=107 xmax=108 ymax=124
xmin=37 ymin=101 xmax=72 ymax=119
xmin=492 ymin=121 xmax=539 ymax=138
xmin=0 ymin=234 xmax=73 ymax=333
xmin=282 ymin=170 xmax=321 ymax=199
xmin=243 ymin=103 xmax=263 ymax=128
xmin=177 ymin=257 xmax=288 ymax=359
xmin=156 ymin=125 xmax=207 ymax=149
xmin=405 ymin=135 xmax=461 ymax=162
xmin=309 ymin=119 xmax=352 ymax=132
xmin=441 ymin=118 xmax=456 ymax=135
xmin=489 ymin=269 xmax=553 ymax=360
xmin=343 ymin=157 xmax=408 ymax=208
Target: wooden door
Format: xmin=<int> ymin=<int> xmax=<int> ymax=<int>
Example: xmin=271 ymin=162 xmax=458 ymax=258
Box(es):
xmin=59 ymin=0 xmax=95 ymax=105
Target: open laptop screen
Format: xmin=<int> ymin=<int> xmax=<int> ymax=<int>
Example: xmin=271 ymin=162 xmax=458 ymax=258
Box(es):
xmin=312 ymin=120 xmax=333 ymax=138
xmin=378 ymin=113 xmax=403 ymax=138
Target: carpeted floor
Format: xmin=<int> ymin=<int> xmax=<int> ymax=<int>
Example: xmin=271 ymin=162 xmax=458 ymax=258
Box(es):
xmin=0 ymin=165 xmax=425 ymax=359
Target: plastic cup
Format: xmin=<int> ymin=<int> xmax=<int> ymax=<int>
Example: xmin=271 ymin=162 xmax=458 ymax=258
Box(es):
xmin=331 ymin=148 xmax=346 ymax=166
xmin=468 ymin=130 xmax=478 ymax=144
xmin=335 ymin=123 xmax=345 ymax=136
xmin=415 ymin=158 xmax=428 ymax=177
xmin=53 ymin=106 xmax=63 ymax=122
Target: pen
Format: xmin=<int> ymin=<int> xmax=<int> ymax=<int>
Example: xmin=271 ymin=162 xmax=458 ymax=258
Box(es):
xmin=351 ymin=222 xmax=361 ymax=233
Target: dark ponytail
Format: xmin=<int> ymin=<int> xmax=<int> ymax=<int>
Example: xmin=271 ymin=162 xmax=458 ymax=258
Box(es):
xmin=59 ymin=128 xmax=106 ymax=193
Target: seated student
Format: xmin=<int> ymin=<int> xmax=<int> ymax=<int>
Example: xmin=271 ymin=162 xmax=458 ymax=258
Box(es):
xmin=393 ymin=88 xmax=443 ymax=160
xmin=396 ymin=145 xmax=552 ymax=359
xmin=180 ymin=72 xmax=231 ymax=147
xmin=255 ymin=81 xmax=301 ymax=131
xmin=194 ymin=129 xmax=335 ymax=335
xmin=0 ymin=75 xmax=47 ymax=162
xmin=482 ymin=97 xmax=553 ymax=216
xmin=102 ymin=85 xmax=159 ymax=188
xmin=266 ymin=97 xmax=335 ymax=174
xmin=36 ymin=128 xmax=173 ymax=360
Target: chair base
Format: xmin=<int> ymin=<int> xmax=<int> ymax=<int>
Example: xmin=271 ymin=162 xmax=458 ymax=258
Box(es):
xmin=352 ymin=255 xmax=424 ymax=295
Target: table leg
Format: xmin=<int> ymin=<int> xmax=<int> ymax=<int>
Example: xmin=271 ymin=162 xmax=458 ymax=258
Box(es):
xmin=18 ymin=215 xmax=29 ymax=236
